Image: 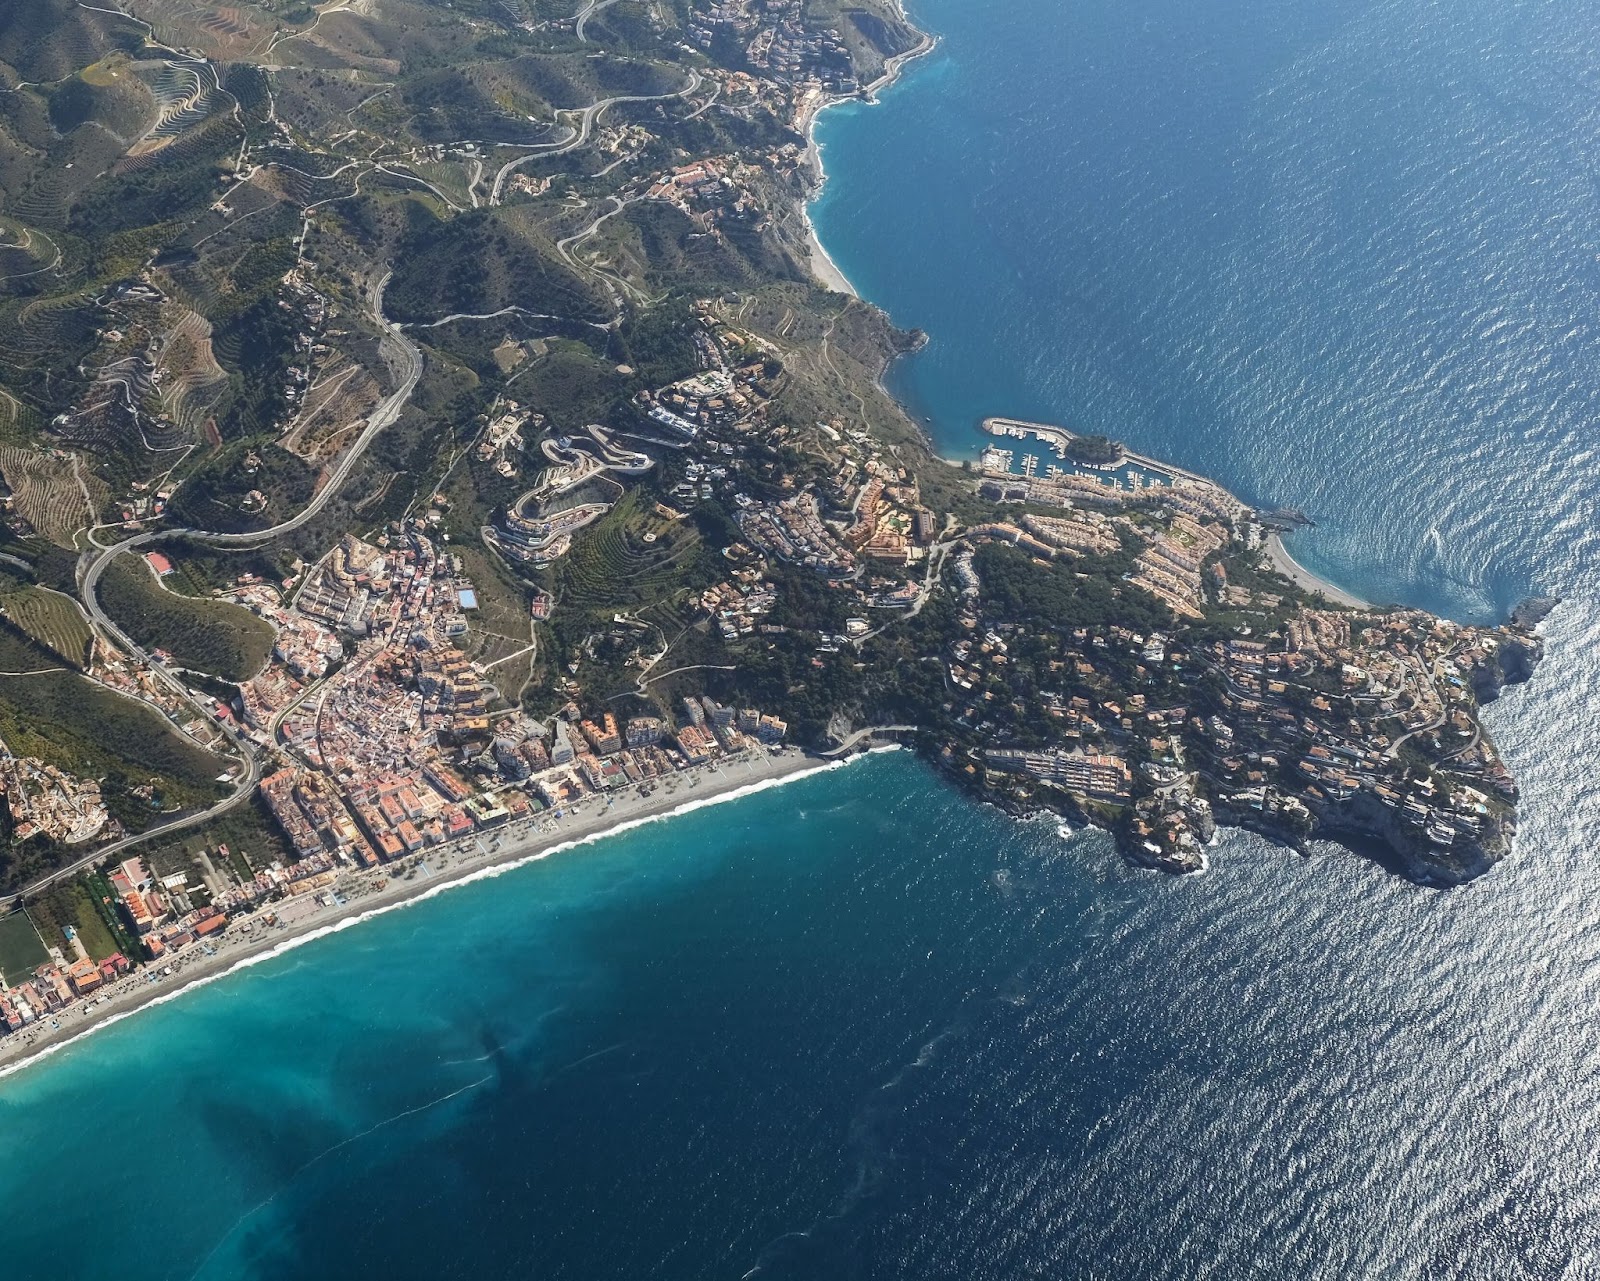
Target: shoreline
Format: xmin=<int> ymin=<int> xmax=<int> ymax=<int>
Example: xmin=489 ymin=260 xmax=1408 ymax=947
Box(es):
xmin=982 ymin=417 xmax=1371 ymax=609
xmin=0 ymin=19 xmax=947 ymax=1081
xmin=0 ymin=6 xmax=1380 ymax=1088
xmin=802 ymin=27 xmax=939 ymax=297
xmin=799 ymin=35 xmax=1373 ymax=624
xmin=0 ymin=746 xmax=875 ymax=1083
xmin=1264 ymin=531 xmax=1369 ymax=609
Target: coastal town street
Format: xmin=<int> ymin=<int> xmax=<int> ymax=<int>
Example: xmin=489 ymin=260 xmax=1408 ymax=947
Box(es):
xmin=0 ymin=747 xmax=823 ymax=1073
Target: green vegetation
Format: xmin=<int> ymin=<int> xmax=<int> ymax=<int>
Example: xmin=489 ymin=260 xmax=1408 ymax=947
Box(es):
xmin=613 ymin=296 xmax=704 ymax=389
xmin=69 ymin=120 xmax=238 ymax=237
xmin=0 ymin=623 xmax=228 ymax=870
xmin=450 ymin=542 xmax=535 ymax=694
xmin=555 ymin=489 xmax=712 ymax=612
xmin=170 ymin=443 xmax=317 ymax=534
xmin=25 ymin=879 xmax=125 ymax=964
xmin=0 ymin=580 xmax=92 ymax=668
xmin=387 ymin=204 xmax=610 ymax=326
xmin=0 ymin=907 xmax=49 ymax=980
xmin=975 ymin=542 xmax=1174 ymax=634
xmin=511 ymin=340 xmax=634 ymax=431
xmin=98 ymin=555 xmax=275 ymax=682
xmin=155 ymin=541 xmax=292 ymax=600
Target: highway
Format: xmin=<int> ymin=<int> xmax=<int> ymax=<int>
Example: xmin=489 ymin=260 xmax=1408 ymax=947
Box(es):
xmin=0 ymin=274 xmax=425 ymax=909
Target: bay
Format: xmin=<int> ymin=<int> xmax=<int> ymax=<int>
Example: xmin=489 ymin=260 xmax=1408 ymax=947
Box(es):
xmin=5 ymin=0 xmax=1600 ymax=1276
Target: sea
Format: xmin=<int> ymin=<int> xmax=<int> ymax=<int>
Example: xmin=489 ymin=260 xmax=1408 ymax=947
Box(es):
xmin=5 ymin=0 xmax=1600 ymax=1275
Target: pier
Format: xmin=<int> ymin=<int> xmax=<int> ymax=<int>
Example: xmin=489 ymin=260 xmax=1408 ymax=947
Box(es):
xmin=981 ymin=418 xmax=1182 ymax=493
xmin=982 ymin=417 xmax=1224 ymax=490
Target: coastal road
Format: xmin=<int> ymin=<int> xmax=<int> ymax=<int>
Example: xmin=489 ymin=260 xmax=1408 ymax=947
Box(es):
xmin=75 ymin=271 xmax=419 ymax=698
xmin=821 ymin=725 xmax=917 ymax=757
xmin=208 ymin=272 xmax=422 ymax=545
xmin=1382 ymin=657 xmax=1451 ymax=760
xmin=621 ymin=660 xmax=737 ymax=700
xmin=1383 ymin=710 xmax=1446 ymax=761
xmin=83 ymin=271 xmax=420 ymax=558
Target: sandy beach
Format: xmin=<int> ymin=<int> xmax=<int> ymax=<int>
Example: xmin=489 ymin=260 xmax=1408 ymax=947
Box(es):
xmin=802 ymin=29 xmax=938 ymax=297
xmin=0 ymin=746 xmax=850 ymax=1081
xmin=805 ymin=213 xmax=857 ymax=296
xmin=1266 ymin=531 xmax=1369 ymax=608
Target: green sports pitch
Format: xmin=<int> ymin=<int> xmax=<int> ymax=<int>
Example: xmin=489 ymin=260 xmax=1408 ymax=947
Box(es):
xmin=0 ymin=908 xmax=48 ymax=985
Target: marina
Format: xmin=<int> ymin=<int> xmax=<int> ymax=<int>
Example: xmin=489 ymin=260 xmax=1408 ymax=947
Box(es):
xmin=980 ymin=417 xmax=1179 ymax=492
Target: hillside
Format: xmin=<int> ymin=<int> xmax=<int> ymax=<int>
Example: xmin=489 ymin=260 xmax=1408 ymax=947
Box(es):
xmin=98 ymin=554 xmax=275 ymax=682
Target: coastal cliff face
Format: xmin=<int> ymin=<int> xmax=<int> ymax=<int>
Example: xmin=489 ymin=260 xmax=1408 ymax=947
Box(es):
xmin=1313 ymin=789 xmax=1511 ymax=885
xmin=0 ymin=0 xmax=1548 ymax=931
xmin=870 ymin=570 xmax=1547 ymax=884
xmin=1472 ymin=628 xmax=1545 ymax=701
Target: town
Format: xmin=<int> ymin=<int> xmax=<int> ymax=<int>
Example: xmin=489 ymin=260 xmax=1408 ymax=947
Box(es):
xmin=0 ymin=300 xmax=1543 ymax=1045
xmin=0 ymin=0 xmax=1540 ymax=1061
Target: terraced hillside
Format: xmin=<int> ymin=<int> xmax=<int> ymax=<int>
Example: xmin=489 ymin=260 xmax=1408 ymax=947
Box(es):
xmin=0 ymin=446 xmax=102 ymax=547
xmin=557 ymin=488 xmax=709 ymax=612
xmin=0 ymin=580 xmax=95 ymax=669
xmin=0 ymin=0 xmax=923 ymax=895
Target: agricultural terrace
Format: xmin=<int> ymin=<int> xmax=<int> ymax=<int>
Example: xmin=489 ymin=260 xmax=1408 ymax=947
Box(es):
xmin=0 ymin=447 xmax=104 ymax=548
xmin=0 ymin=580 xmax=94 ymax=670
xmin=555 ymin=489 xmax=710 ymax=613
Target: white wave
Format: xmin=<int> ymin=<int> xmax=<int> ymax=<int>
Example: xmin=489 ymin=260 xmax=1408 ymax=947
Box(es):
xmin=0 ymin=753 xmax=880 ymax=1083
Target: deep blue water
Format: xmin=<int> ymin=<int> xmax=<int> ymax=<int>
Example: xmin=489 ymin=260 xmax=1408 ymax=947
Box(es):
xmin=812 ymin=0 xmax=1600 ymax=625
xmin=6 ymin=0 xmax=1600 ymax=1276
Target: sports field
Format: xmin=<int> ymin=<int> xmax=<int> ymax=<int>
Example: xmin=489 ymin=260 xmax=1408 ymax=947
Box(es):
xmin=0 ymin=908 xmax=48 ymax=984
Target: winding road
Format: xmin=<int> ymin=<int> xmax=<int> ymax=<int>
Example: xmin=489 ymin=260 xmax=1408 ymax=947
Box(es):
xmin=575 ymin=0 xmax=624 ymax=43
xmin=489 ymin=71 xmax=701 ymax=206
xmin=554 ymin=195 xmax=648 ymax=308
xmin=0 ymin=275 xmax=426 ymax=910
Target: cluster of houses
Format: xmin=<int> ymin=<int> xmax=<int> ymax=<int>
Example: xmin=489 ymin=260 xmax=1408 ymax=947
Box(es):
xmin=0 ymin=756 xmax=110 ymax=846
xmin=735 ymin=489 xmax=856 ymax=577
xmin=688 ymin=0 xmax=856 ymax=89
xmin=643 ymin=157 xmax=768 ymax=230
xmin=0 ymin=947 xmax=133 ymax=1035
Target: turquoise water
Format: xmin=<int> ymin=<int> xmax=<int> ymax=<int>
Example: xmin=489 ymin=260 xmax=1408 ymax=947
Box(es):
xmin=8 ymin=0 xmax=1600 ymax=1275
xmin=0 ymin=756 xmax=1094 ymax=1278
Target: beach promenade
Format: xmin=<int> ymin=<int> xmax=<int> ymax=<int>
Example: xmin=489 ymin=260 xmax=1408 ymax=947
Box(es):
xmin=0 ymin=747 xmax=843 ymax=1080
